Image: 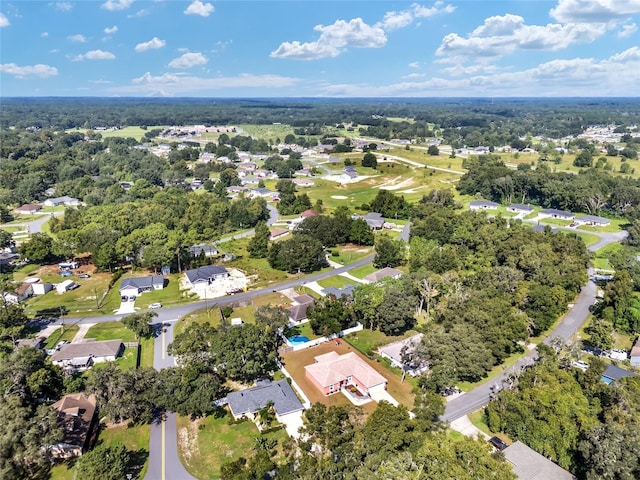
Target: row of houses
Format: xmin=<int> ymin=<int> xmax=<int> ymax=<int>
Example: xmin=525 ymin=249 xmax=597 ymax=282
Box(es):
xmin=469 ymin=201 xmax=611 ymax=226
xmin=14 ymin=196 xmax=81 ymax=215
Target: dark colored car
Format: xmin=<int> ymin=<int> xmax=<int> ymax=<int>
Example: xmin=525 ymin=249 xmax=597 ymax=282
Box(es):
xmin=489 ymin=436 xmax=508 ymax=451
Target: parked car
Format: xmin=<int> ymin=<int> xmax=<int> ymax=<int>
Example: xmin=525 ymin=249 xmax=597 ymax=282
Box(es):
xmin=489 ymin=436 xmax=508 ymax=451
xmin=78 ymin=273 xmax=90 ymax=279
xmin=149 ymin=303 xmax=162 ymax=309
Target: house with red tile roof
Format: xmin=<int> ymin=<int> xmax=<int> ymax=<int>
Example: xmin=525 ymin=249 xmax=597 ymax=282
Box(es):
xmin=305 ymin=351 xmax=388 ymax=396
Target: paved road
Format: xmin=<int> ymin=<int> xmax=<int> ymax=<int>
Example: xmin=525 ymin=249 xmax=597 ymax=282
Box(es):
xmin=145 ymin=319 xmax=196 ymax=480
xmin=441 ymin=229 xmax=628 ymax=422
xmin=1 ymin=211 xmax=63 ymax=235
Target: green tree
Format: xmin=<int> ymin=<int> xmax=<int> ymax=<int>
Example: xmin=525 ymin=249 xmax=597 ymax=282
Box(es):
xmin=17 ymin=233 xmax=55 ymax=263
xmin=122 ymin=312 xmax=156 ymax=340
xmin=307 ymin=296 xmax=353 ymax=336
xmin=374 ymin=233 xmax=406 ymax=268
xmin=427 ymin=144 xmax=440 ymax=155
xmin=349 ymin=218 xmax=374 ymax=245
xmin=268 ymin=234 xmax=325 ymax=273
xmin=247 ymin=221 xmax=270 ymax=258
xmin=362 ymin=152 xmax=377 ymax=168
xmin=573 ymin=150 xmax=593 ymax=167
xmin=76 ymin=444 xmax=129 ymax=480
xmin=220 ymin=168 xmax=241 ymax=187
xmin=212 ymin=179 xmax=229 ymax=199
xmin=377 ymin=283 xmax=417 ymax=335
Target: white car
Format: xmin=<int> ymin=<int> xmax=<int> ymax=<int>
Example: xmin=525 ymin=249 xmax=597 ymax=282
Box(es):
xmin=149 ymin=303 xmax=162 ymax=309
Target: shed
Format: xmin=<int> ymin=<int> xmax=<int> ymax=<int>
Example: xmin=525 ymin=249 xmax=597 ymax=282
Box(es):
xmin=56 ymin=280 xmax=77 ymax=294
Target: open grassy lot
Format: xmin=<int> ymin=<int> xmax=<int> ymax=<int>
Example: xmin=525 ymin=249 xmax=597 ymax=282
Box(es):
xmin=327 ymin=244 xmax=374 ymax=266
xmin=592 ymin=242 xmax=623 ymax=270
xmin=281 ymin=339 xmax=415 ymax=410
xmin=132 ymin=274 xmax=196 ymax=309
xmin=217 ymin=237 xmax=291 ymax=288
xmin=0 ymin=214 xmax=47 ymax=225
xmin=296 ymin=321 xmax=320 ymax=341
xmin=346 ymin=329 xmax=416 ymax=357
xmin=538 ymin=218 xmax=573 ymax=227
xmin=177 ymin=411 xmax=289 ymax=480
xmin=43 ymin=325 xmax=79 ymax=350
xmin=317 ymin=275 xmax=359 ymax=289
xmin=238 ymin=124 xmax=296 ymax=142
xmin=347 ymin=263 xmax=378 ymax=279
xmin=67 ymin=125 xmax=168 ymax=141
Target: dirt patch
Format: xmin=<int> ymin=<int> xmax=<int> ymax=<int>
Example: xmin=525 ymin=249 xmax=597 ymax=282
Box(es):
xmin=377 ymin=177 xmax=415 ymax=191
xmin=331 ymin=195 xmax=348 ymax=199
xmin=179 ymin=418 xmax=201 ymax=466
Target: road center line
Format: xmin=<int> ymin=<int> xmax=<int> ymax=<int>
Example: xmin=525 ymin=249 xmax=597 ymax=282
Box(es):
xmin=161 ymin=419 xmax=166 ymax=480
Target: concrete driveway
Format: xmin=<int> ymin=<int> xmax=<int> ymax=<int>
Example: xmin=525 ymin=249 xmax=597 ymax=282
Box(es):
xmin=280 ymin=411 xmax=305 ymax=438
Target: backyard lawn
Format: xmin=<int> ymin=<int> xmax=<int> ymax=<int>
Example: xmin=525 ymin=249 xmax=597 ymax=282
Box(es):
xmin=85 ymin=321 xmax=154 ymax=369
xmin=281 ymin=339 xmax=415 ymax=410
xmin=177 ymin=411 xmax=288 ymax=480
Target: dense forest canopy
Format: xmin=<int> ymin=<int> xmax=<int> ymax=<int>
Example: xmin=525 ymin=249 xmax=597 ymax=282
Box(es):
xmin=2 ymin=97 xmax=639 ymax=138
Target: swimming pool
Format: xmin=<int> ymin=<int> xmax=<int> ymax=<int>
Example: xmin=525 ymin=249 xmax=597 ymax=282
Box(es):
xmin=288 ymin=335 xmax=310 ymax=345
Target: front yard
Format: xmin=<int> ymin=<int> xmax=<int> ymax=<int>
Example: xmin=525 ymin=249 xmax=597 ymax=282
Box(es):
xmin=177 ymin=411 xmax=288 ymax=480
xmin=85 ymin=321 xmax=154 ymax=369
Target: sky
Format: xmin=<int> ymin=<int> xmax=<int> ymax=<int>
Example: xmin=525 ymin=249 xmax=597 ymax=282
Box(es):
xmin=0 ymin=0 xmax=638 ymax=97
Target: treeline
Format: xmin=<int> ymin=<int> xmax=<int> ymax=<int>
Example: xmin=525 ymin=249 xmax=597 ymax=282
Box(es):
xmin=487 ymin=345 xmax=640 ymax=479
xmin=458 ymin=156 xmax=640 ymax=218
xmin=2 ymin=98 xmax=638 ymax=138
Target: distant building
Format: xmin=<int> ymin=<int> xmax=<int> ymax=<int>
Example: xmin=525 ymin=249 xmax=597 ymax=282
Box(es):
xmin=601 ymin=364 xmax=635 ymax=385
xmin=269 ymin=228 xmax=289 ymax=240
xmin=189 ymin=244 xmax=219 ymax=258
xmin=469 ymin=200 xmax=499 ymax=211
xmin=539 ymin=208 xmax=574 ymax=220
xmin=51 ymin=340 xmax=124 ymax=372
xmin=378 ymin=333 xmax=427 ymax=376
xmin=631 ymin=338 xmax=640 ymax=367
xmin=44 ymin=196 xmax=80 ymax=207
xmin=361 ymin=212 xmax=385 ymax=230
xmin=574 ymin=215 xmax=611 ymax=227
xmin=507 ymin=204 xmax=534 ymax=214
xmin=364 ymin=267 xmax=403 ymax=283
xmin=14 ymin=203 xmax=43 ymax=215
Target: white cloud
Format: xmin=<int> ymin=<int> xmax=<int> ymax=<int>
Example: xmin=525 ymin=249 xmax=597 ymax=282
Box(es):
xmin=108 ymin=72 xmax=298 ymax=96
xmin=67 ymin=34 xmax=87 ymax=43
xmin=184 ymin=0 xmax=214 ymax=17
xmin=550 ymin=0 xmax=640 ymax=23
xmin=272 ymin=3 xmax=454 ymax=60
xmin=402 ymin=73 xmax=426 ymax=79
xmin=54 ymin=2 xmax=73 ymax=12
xmin=168 ymin=52 xmax=208 ymax=68
xmin=73 ymin=49 xmax=116 ymax=61
xmin=104 ymin=25 xmax=118 ymax=34
xmin=41 ymin=31 xmax=48 ymax=37
xmin=135 ymin=37 xmax=166 ymax=52
xmin=408 ymin=61 xmax=420 ymax=68
xmin=128 ymin=9 xmax=148 ymax=18
xmin=0 ymin=63 xmax=58 ymax=78
xmin=102 ymin=0 xmax=134 ymax=11
xmin=619 ymin=22 xmax=638 ymax=37
xmin=436 ymin=14 xmax=606 ymax=60
xmin=379 ymin=2 xmax=456 ymax=31
xmin=0 ymin=13 xmax=10 ymax=27
xmin=271 ymin=18 xmax=386 ymax=60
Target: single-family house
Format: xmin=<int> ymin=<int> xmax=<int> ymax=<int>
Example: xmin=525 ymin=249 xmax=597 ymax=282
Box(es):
xmin=378 ymin=333 xmax=427 ymax=376
xmin=189 ymin=244 xmax=218 ymax=258
xmin=49 ymin=393 xmax=97 ymax=459
xmin=0 ymin=252 xmax=18 ymax=267
xmin=364 ymin=267 xmax=403 ymax=284
xmin=601 ymin=364 xmax=636 ymax=385
xmin=287 ymin=294 xmax=315 ymax=322
xmin=361 ymin=212 xmax=385 ymax=230
xmin=630 ymin=338 xmax=640 ymax=367
xmin=198 ymin=152 xmax=216 ymax=163
xmin=469 ymin=200 xmax=499 ymax=211
xmin=532 ymin=225 xmax=559 ymax=233
xmin=119 ymin=276 xmax=164 ymax=296
xmin=3 ymin=282 xmax=34 ymax=303
xmin=59 ymin=261 xmax=79 ymax=271
xmin=184 ymin=265 xmax=229 ymax=287
xmin=574 ymin=215 xmax=611 ymax=227
xmin=539 ymin=209 xmax=574 ymax=220
xmin=227 ymin=186 xmax=246 ymax=195
xmin=15 ymin=203 xmax=43 ymax=215
xmin=507 ymin=204 xmax=534 ymax=214
xmin=502 ymin=441 xmax=575 ymax=480
xmin=340 ymin=171 xmax=359 ymax=182
xmin=51 ymin=340 xmax=124 ymax=372
xmin=292 ymin=178 xmax=315 ymax=187
xmin=305 ymin=351 xmax=388 ymax=396
xmin=44 ymin=196 xmax=80 ymax=207
xmin=321 ymin=284 xmax=355 ymax=299
xmin=300 ymin=209 xmax=319 ymax=220
xmin=16 ymin=336 xmax=46 ymax=349
xmin=249 ymin=188 xmax=274 ymax=199
xmin=269 ymin=228 xmax=289 ymax=240
xmin=241 ymin=176 xmax=260 ymax=186
xmin=226 ymin=379 xmax=304 ymax=423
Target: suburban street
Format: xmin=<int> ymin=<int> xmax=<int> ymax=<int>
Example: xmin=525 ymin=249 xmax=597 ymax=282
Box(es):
xmin=442 ymin=229 xmax=628 ymax=422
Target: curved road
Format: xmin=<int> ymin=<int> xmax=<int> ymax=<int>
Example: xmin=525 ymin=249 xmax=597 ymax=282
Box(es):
xmin=442 ymin=228 xmax=628 ymax=422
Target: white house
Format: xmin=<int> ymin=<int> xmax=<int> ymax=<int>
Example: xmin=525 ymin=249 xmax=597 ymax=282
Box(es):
xmin=56 ymin=280 xmax=77 ymax=294
xmin=469 ymin=200 xmax=499 ymax=211
xmin=51 ymin=340 xmax=123 ymax=372
xmin=507 ymin=204 xmax=534 ymax=214
xmin=32 ymin=282 xmax=53 ymax=295
xmin=539 ymin=209 xmax=574 ymax=220
xmin=378 ymin=333 xmax=427 ymax=376
xmin=574 ymin=215 xmax=611 ymax=227
xmin=44 ymin=196 xmax=80 ymax=207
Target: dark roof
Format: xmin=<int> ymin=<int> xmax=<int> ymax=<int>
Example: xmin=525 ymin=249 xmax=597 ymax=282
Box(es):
xmin=185 ymin=265 xmax=229 ymax=283
xmin=51 ymin=393 xmax=97 ymax=452
xmin=189 ymin=244 xmax=218 ymax=257
xmin=602 ymin=364 xmax=635 ymax=383
xmin=532 ymin=225 xmax=558 ymax=233
xmin=364 ymin=267 xmax=403 ymax=283
xmin=540 ymin=208 xmax=574 ymax=218
xmin=287 ymin=303 xmax=311 ymax=322
xmin=469 ymin=200 xmax=499 ymax=208
xmin=293 ymin=294 xmax=315 ymax=305
xmin=508 ymin=204 xmax=534 ymax=212
xmin=51 ymin=340 xmax=123 ymax=362
xmin=322 ymin=284 xmax=355 ymax=299
xmin=120 ymin=275 xmax=164 ymax=291
xmin=575 ymin=214 xmax=610 ymax=225
xmin=226 ymin=379 xmax=304 ymax=417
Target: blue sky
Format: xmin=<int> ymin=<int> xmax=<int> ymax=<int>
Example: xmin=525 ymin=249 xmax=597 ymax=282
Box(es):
xmin=0 ymin=0 xmax=638 ymax=97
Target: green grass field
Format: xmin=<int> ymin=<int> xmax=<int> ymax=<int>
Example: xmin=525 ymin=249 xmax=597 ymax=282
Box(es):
xmin=67 ymin=126 xmax=168 ymax=141
xmin=345 ymin=329 xmax=416 ymax=356
xmin=43 ymin=325 xmax=79 ymax=350
xmin=177 ymin=411 xmax=289 ymax=480
xmin=85 ymin=321 xmax=154 ymax=369
xmin=348 ymin=263 xmax=378 ymax=279
xmin=317 ymin=275 xmax=359 ymax=289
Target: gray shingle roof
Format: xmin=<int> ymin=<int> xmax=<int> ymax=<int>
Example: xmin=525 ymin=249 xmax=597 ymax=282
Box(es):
xmin=185 ymin=265 xmax=228 ymax=284
xmin=287 ymin=303 xmax=311 ymax=322
xmin=364 ymin=267 xmax=403 ymax=283
xmin=51 ymin=340 xmax=123 ymax=362
xmin=321 ymin=284 xmax=355 ymax=299
xmin=226 ymin=379 xmax=303 ymax=417
xmin=503 ymin=441 xmax=575 ymax=480
xmin=602 ymin=364 xmax=635 ymax=382
xmin=119 ymin=275 xmax=164 ymax=292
